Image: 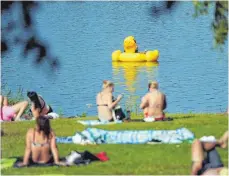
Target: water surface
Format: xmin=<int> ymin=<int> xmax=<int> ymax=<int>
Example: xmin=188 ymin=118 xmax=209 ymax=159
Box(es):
xmin=2 ymin=2 xmax=228 ymax=116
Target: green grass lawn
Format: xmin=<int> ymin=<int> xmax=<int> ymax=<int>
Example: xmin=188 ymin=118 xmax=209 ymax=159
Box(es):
xmin=1 ymin=113 xmax=228 ymax=175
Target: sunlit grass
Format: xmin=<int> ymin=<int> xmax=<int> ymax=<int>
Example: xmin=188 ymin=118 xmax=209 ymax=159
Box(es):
xmin=1 ymin=113 xmax=228 ymax=175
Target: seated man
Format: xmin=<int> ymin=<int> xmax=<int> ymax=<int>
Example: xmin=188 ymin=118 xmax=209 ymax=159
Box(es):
xmin=191 ymin=131 xmax=228 ymax=175
xmin=140 ymin=81 xmax=166 ymax=121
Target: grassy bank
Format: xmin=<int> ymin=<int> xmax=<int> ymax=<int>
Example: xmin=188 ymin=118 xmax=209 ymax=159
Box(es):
xmin=1 ymin=113 xmax=228 ymax=175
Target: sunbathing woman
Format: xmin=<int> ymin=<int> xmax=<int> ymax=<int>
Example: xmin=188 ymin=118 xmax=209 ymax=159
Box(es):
xmin=0 ymin=95 xmax=28 ymax=121
xmin=27 ymin=91 xmax=53 ymax=119
xmin=18 ymin=116 xmax=64 ymax=166
xmin=191 ymin=131 xmax=228 ymax=175
xmin=96 ymin=80 xmax=123 ymax=121
xmin=140 ymin=81 xmax=167 ymax=121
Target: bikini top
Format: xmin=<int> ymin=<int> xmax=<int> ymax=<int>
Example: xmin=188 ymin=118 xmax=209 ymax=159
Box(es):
xmin=31 ymin=129 xmax=50 ymax=147
xmin=97 ymin=92 xmax=109 ymax=106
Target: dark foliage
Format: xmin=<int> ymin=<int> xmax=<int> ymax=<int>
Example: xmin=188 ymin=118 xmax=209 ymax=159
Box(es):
xmin=152 ymin=1 xmax=228 ymax=49
xmin=152 ymin=1 xmax=178 ymax=15
xmin=1 ymin=1 xmax=59 ymax=68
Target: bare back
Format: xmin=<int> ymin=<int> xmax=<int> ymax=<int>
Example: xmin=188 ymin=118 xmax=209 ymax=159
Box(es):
xmin=145 ymin=90 xmax=165 ymax=117
xmin=96 ymin=92 xmax=113 ymax=121
xmin=28 ymin=129 xmax=53 ymax=163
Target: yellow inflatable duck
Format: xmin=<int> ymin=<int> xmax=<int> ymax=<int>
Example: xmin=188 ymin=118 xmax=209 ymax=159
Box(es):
xmin=112 ymin=36 xmax=159 ymax=62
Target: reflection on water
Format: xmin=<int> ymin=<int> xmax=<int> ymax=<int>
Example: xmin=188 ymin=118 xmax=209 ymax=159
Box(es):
xmin=112 ymin=62 xmax=159 ymax=93
xmin=112 ymin=62 xmax=159 ymax=112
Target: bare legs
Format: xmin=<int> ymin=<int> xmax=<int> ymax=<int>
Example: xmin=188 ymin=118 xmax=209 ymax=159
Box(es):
xmin=218 ymin=131 xmax=228 ymax=149
xmin=11 ymin=101 xmax=29 ymax=121
xmin=0 ymin=95 xmax=8 ymax=107
xmin=1 ymin=95 xmax=28 ymax=121
xmin=191 ymin=131 xmax=228 ymax=175
xmin=191 ymin=139 xmax=204 ymax=175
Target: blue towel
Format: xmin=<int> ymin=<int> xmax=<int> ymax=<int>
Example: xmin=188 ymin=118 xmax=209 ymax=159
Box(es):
xmin=56 ymin=127 xmax=194 ymax=144
xmin=77 ymin=120 xmax=123 ymax=126
xmin=56 ymin=136 xmax=73 ymax=143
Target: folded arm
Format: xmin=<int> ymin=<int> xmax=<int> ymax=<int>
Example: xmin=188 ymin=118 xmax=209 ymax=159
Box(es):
xmin=107 ymin=93 xmax=121 ymax=110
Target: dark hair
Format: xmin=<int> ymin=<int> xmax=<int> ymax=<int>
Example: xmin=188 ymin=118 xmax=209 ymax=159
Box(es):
xmin=36 ymin=116 xmax=51 ymax=139
xmin=27 ymin=91 xmax=42 ymax=109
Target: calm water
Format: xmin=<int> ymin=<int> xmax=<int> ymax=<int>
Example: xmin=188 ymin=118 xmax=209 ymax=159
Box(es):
xmin=2 ymin=2 xmax=228 ymax=116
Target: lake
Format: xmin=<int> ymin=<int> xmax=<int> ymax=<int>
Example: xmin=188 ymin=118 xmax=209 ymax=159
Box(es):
xmin=2 ymin=1 xmax=228 ymax=116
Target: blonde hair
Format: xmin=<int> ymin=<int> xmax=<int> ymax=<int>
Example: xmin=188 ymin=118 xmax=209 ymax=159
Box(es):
xmin=148 ymin=81 xmax=158 ymax=89
xmin=102 ymin=80 xmax=114 ymax=89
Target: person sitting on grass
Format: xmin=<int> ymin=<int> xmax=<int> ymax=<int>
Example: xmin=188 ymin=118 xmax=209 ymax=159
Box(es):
xmin=96 ymin=80 xmax=123 ymax=122
xmin=27 ymin=91 xmax=53 ymax=119
xmin=0 ymin=95 xmax=28 ymax=121
xmin=18 ymin=116 xmax=65 ymax=166
xmin=191 ymin=131 xmax=228 ymax=175
xmin=140 ymin=81 xmax=167 ymax=121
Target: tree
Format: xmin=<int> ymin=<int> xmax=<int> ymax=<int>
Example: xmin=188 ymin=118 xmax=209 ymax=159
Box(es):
xmin=1 ymin=1 xmax=59 ymax=68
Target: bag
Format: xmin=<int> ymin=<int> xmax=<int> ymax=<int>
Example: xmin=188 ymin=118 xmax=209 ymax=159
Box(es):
xmin=114 ymin=106 xmax=126 ymax=121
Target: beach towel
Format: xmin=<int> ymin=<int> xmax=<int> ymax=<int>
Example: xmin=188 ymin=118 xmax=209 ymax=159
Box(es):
xmin=77 ymin=120 xmax=122 ymax=126
xmin=1 ymin=151 xmax=107 ymax=169
xmin=56 ymin=127 xmax=194 ymax=144
xmin=0 ymin=158 xmax=17 ymax=170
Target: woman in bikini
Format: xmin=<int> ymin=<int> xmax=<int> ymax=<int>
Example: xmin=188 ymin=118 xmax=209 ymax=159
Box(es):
xmin=18 ymin=116 xmax=64 ymax=166
xmin=28 ymin=92 xmax=53 ymax=119
xmin=140 ymin=81 xmax=167 ymax=121
xmin=96 ymin=80 xmax=123 ymax=121
xmin=0 ymin=95 xmax=28 ymax=121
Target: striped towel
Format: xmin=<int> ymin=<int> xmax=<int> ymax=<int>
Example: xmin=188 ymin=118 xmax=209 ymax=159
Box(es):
xmin=56 ymin=127 xmax=194 ymax=144
xmin=77 ymin=120 xmax=123 ymax=126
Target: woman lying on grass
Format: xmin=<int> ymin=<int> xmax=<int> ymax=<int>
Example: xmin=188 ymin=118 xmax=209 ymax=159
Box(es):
xmin=18 ymin=116 xmax=65 ymax=166
xmin=191 ymin=131 xmax=228 ymax=175
xmin=0 ymin=95 xmax=28 ymax=121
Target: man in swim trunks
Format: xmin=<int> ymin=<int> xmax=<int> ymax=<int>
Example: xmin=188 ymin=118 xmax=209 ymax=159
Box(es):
xmin=140 ymin=81 xmax=167 ymax=121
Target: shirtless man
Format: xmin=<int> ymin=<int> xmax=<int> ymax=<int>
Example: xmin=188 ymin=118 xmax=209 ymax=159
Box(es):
xmin=140 ymin=81 xmax=166 ymax=121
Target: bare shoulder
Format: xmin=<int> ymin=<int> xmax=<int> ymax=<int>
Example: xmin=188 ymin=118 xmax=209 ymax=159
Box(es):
xmin=26 ymin=128 xmax=34 ymax=137
xmin=142 ymin=93 xmax=150 ymax=101
xmin=50 ymin=130 xmax=56 ymax=138
xmin=158 ymin=91 xmax=165 ymax=96
xmin=27 ymin=128 xmax=34 ymax=133
xmin=101 ymin=92 xmax=112 ymax=99
xmin=144 ymin=92 xmax=150 ymax=97
xmin=107 ymin=92 xmax=112 ymax=97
